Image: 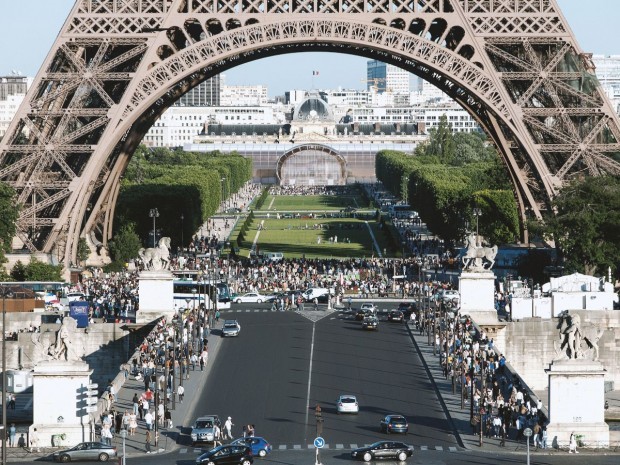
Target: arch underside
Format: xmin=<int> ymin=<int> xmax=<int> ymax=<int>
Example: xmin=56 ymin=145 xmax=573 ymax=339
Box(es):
xmin=276 ymin=144 xmax=348 ymax=185
xmin=1 ymin=0 xmax=620 ymax=267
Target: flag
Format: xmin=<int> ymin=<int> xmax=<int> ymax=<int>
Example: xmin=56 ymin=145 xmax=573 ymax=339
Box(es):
xmin=313 ymin=71 xmax=319 ymax=76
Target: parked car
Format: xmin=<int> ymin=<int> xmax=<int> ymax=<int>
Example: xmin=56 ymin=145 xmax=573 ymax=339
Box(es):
xmin=337 ymin=394 xmax=359 ymax=414
xmin=191 ymin=415 xmax=221 ymax=445
xmin=380 ymin=414 xmax=409 ymax=434
xmin=221 ymin=320 xmax=241 ymax=337
xmin=234 ymin=292 xmax=269 ymax=304
xmin=53 ymin=442 xmax=117 ymax=462
xmin=196 ymin=444 xmax=253 ymax=465
xmin=350 ymin=441 xmax=413 ymax=462
xmin=387 ymin=310 xmax=404 ymax=323
xmin=231 ymin=437 xmax=272 ymax=457
xmin=362 ymin=316 xmax=379 ymax=330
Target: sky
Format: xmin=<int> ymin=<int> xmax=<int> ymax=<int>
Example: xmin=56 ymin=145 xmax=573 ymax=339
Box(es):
xmin=1 ymin=0 xmax=619 ymax=96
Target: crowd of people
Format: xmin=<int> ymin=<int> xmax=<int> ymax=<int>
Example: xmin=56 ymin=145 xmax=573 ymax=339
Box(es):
xmin=416 ymin=311 xmax=548 ymax=448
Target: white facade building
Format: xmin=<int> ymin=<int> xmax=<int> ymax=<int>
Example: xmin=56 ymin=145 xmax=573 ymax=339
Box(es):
xmin=220 ymin=84 xmax=269 ymax=106
xmin=0 ymin=93 xmax=25 ymax=139
xmin=413 ymin=104 xmax=481 ymax=134
xmin=592 ymin=55 xmax=620 ymax=113
xmin=142 ymin=106 xmax=278 ymax=147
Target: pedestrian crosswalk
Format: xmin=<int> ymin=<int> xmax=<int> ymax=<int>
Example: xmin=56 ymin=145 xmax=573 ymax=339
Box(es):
xmin=179 ymin=444 xmax=459 ymax=453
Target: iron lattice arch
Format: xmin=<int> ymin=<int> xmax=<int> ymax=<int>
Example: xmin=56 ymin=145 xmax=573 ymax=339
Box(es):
xmin=1 ymin=0 xmax=620 ymax=268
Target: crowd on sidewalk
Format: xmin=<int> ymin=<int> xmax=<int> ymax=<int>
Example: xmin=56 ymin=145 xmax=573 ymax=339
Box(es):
xmin=95 ymin=305 xmax=211 ymax=450
xmin=416 ymin=310 xmax=548 ymax=449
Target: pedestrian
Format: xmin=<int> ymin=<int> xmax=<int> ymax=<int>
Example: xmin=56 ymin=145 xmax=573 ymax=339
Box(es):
xmin=533 ymin=422 xmax=541 ymax=449
xmin=568 ymin=432 xmax=579 ymax=453
xmin=165 ymin=408 xmax=173 ymax=429
xmin=213 ymin=423 xmax=222 ymax=446
xmin=30 ymin=427 xmax=40 ymax=452
xmin=215 ymin=310 xmax=220 ymax=323
xmin=145 ymin=430 xmax=152 ymax=454
xmin=8 ymin=424 xmax=16 ymax=447
xmin=224 ymin=416 xmax=233 ymax=439
xmin=541 ymin=425 xmax=548 ymax=449
xmin=199 ymin=355 xmax=205 ymax=371
xmin=129 ymin=412 xmax=138 ymax=436
xmin=177 ymin=384 xmax=185 ymax=403
xmin=9 ymin=394 xmax=16 ymax=410
xmin=145 ymin=410 xmax=153 ymax=431
xmin=313 ymin=297 xmax=318 ymax=310
xmin=132 ymin=393 xmax=139 ymax=415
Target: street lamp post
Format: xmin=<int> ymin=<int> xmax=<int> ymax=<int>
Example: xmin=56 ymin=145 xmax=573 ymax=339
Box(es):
xmin=472 ymin=207 xmax=482 ymax=247
xmin=524 ymin=427 xmax=533 ymax=465
xmin=120 ymin=429 xmax=127 ymax=465
xmin=180 ymin=214 xmax=184 ymax=251
xmin=220 ymin=177 xmax=226 ymax=211
xmin=191 ymin=289 xmax=197 ymax=311
xmin=149 ymin=208 xmax=160 ymax=247
xmin=2 ymin=286 xmax=11 ymax=465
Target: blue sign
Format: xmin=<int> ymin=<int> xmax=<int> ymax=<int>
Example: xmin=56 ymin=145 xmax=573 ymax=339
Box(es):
xmin=69 ymin=301 xmax=89 ymax=328
xmin=314 ymin=437 xmax=325 ymax=448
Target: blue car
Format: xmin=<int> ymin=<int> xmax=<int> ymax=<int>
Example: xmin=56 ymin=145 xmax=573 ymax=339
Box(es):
xmin=231 ymin=437 xmax=272 ymax=457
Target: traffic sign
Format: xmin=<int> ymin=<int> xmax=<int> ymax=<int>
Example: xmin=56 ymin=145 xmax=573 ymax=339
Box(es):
xmin=88 ymin=383 xmax=99 ymax=389
xmin=314 ymin=437 xmax=325 ymax=448
xmin=85 ymin=406 xmax=98 ymax=413
xmin=523 ymin=428 xmax=533 ymax=437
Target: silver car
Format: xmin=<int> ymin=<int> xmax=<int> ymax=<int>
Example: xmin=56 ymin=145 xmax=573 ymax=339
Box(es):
xmin=221 ymin=320 xmax=241 ymax=337
xmin=53 ymin=442 xmax=117 ymax=462
xmin=191 ymin=415 xmax=221 ymax=445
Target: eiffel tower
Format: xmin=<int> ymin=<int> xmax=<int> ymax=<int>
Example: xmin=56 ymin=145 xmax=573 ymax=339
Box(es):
xmin=1 ymin=0 xmax=619 ymax=269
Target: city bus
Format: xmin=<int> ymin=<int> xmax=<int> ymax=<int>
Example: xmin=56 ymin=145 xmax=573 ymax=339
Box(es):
xmin=172 ymin=276 xmax=232 ymax=310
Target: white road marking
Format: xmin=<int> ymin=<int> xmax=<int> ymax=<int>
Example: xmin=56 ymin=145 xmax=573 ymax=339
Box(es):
xmin=179 ymin=448 xmax=187 ymax=454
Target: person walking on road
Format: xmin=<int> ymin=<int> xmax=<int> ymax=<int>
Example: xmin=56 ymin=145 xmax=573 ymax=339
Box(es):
xmin=145 ymin=430 xmax=152 ymax=454
xmin=177 ymin=384 xmax=185 ymax=403
xmin=223 ymin=416 xmax=234 ymax=440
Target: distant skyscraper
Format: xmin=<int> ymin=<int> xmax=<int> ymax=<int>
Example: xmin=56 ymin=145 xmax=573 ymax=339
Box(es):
xmin=0 ymin=75 xmax=29 ymax=101
xmin=175 ymin=76 xmax=220 ymax=107
xmin=366 ymin=60 xmax=410 ymax=94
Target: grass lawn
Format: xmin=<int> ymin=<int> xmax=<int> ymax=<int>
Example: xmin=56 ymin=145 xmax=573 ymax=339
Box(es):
xmin=260 ymin=194 xmax=363 ymax=211
xmin=237 ymin=217 xmax=384 ymax=259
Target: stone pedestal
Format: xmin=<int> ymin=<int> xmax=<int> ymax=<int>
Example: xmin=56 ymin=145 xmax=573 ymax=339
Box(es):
xmin=459 ymin=271 xmax=498 ymax=324
xmin=546 ymin=359 xmax=609 ymax=448
xmin=32 ymin=360 xmax=94 ymax=447
xmin=138 ymin=270 xmax=174 ymax=323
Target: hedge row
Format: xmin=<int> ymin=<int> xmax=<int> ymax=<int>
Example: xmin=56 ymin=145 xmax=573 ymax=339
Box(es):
xmin=236 ymin=211 xmax=255 ymax=247
xmin=376 ymin=150 xmax=519 ymax=245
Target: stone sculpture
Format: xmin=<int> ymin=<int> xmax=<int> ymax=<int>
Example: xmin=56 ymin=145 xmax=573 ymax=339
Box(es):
xmin=138 ymin=236 xmax=171 ymax=270
xmin=554 ymin=310 xmax=605 ymax=361
xmin=462 ymin=233 xmax=498 ymax=271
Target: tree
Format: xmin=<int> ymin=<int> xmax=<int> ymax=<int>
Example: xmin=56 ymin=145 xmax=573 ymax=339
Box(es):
xmin=77 ymin=238 xmax=90 ymax=266
xmin=0 ymin=182 xmax=18 ymax=265
xmin=108 ymin=222 xmax=142 ymax=264
xmin=426 ymin=114 xmax=456 ymax=163
xmin=10 ymin=260 xmax=26 ymax=281
xmin=23 ymin=258 xmax=63 ymax=281
xmin=538 ymin=175 xmax=620 ymax=277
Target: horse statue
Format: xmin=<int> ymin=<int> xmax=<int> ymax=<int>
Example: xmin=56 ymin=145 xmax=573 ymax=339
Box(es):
xmin=461 ymin=233 xmax=498 ymax=271
xmin=138 ymin=237 xmax=171 ymax=271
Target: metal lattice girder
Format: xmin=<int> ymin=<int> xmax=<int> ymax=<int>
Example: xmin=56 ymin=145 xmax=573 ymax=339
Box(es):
xmin=1 ymin=0 xmax=620 ymax=269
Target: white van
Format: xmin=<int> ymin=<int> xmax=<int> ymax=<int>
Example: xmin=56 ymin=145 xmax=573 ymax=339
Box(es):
xmin=265 ymin=252 xmax=284 ymax=262
xmin=66 ymin=292 xmax=86 ymax=303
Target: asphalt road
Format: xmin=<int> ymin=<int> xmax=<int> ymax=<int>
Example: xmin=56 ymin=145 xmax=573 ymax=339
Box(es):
xmin=189 ymin=305 xmax=456 ymax=450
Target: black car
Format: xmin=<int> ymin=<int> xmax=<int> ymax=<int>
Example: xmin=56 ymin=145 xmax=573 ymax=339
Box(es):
xmin=380 ymin=414 xmax=409 ymax=434
xmin=355 ymin=309 xmax=371 ymax=320
xmin=397 ymin=302 xmax=417 ymax=319
xmin=196 ymin=444 xmax=253 ymax=465
xmin=351 ymin=441 xmax=413 ymax=462
xmin=387 ymin=310 xmax=404 ymax=323
xmin=362 ymin=316 xmax=379 ymax=330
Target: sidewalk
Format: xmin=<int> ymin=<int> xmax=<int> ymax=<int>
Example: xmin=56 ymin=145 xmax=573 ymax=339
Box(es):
xmin=109 ymin=326 xmax=225 ymax=457
xmin=408 ymin=323 xmax=620 ymax=454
